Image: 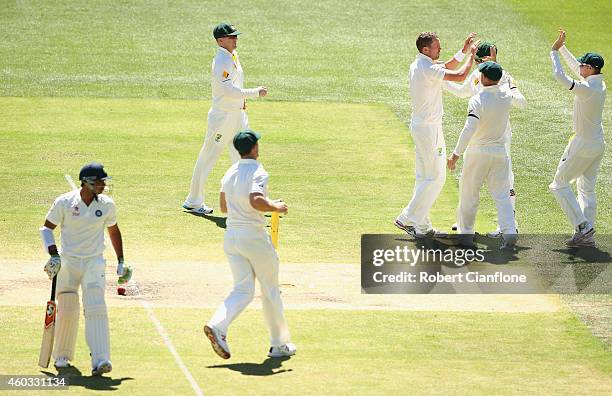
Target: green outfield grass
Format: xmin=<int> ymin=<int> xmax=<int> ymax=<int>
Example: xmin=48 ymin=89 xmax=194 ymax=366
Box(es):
xmin=1 ymin=307 xmax=610 ymax=395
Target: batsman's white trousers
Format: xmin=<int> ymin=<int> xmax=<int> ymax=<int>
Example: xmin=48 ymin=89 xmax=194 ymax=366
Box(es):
xmin=209 ymin=226 xmax=291 ymax=347
xmin=457 ymin=147 xmax=516 ymax=235
xmin=53 ymin=255 xmax=110 ymax=367
xmin=398 ymin=123 xmax=446 ymax=231
xmin=549 ymin=136 xmax=605 ymax=228
xmin=185 ymin=109 xmax=249 ymax=207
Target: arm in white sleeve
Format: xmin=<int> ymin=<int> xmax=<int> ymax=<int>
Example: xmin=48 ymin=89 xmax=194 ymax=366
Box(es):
xmin=550 ymin=51 xmax=590 ymax=97
xmin=559 ymin=45 xmax=581 ymax=78
xmin=453 ymin=114 xmax=479 ymax=156
xmin=550 ymin=50 xmax=575 ymax=90
xmin=214 ymin=61 xmax=260 ymax=99
xmin=443 ymin=80 xmax=473 ymax=98
xmin=509 ymin=87 xmax=527 ymax=109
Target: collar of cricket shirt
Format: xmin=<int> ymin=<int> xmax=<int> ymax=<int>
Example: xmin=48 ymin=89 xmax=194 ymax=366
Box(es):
xmin=586 ymin=74 xmax=604 ymax=82
xmin=218 ymin=46 xmax=237 ymax=57
xmin=417 ymin=53 xmax=435 ymax=64
xmin=481 ymin=84 xmax=501 ymax=91
xmin=238 ymin=159 xmax=259 ymax=165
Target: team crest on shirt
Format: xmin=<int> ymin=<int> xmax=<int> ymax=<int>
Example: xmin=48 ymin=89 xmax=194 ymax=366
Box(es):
xmin=95 ymin=210 xmax=103 ymax=217
xmin=71 ymin=206 xmax=80 ymax=216
xmin=222 ymin=70 xmax=229 ymax=78
xmin=215 ymin=133 xmax=222 ymax=142
xmin=473 ymin=78 xmax=479 ymax=86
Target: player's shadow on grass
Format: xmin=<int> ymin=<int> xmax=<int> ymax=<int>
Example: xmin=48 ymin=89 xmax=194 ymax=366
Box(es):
xmin=186 ymin=211 xmax=227 ymax=229
xmin=41 ymin=367 xmax=134 ymax=391
xmin=207 ymin=356 xmax=292 ymax=376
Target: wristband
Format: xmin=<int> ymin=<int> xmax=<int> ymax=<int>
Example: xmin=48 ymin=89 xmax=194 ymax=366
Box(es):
xmin=454 ymin=50 xmax=466 ymax=62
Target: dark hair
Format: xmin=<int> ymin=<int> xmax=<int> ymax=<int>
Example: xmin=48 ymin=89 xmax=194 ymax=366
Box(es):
xmin=416 ymin=32 xmax=438 ymax=52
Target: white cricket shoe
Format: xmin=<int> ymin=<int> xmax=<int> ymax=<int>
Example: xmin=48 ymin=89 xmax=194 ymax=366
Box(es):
xmin=92 ymin=360 xmax=112 ymax=376
xmin=204 ymin=325 xmax=230 ymax=359
xmin=54 ymin=357 xmax=71 ymax=369
xmin=486 ymin=227 xmax=502 ymax=238
xmin=566 ymin=222 xmax=595 ymax=247
xmin=268 ymin=343 xmax=297 ymax=358
xmin=182 ymin=203 xmax=213 ymax=215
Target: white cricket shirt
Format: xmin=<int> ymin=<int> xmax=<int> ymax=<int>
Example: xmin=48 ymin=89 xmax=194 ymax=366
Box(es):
xmin=211 ymin=47 xmax=260 ymax=112
xmin=46 ymin=190 xmax=117 ymax=257
xmin=551 ymin=47 xmax=606 ymax=141
xmin=409 ymin=53 xmax=446 ymax=125
xmin=221 ymin=159 xmax=269 ymax=228
xmin=453 ymin=84 xmax=526 ymax=156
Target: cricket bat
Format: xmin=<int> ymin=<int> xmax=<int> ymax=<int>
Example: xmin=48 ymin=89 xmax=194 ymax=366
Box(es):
xmin=38 ymin=275 xmax=57 ymax=368
xmin=271 ymin=212 xmax=280 ymax=249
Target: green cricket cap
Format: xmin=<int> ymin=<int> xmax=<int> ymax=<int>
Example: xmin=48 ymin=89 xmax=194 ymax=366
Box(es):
xmin=233 ymin=129 xmax=261 ymax=154
xmin=577 ymin=52 xmax=604 ymax=69
xmin=213 ymin=23 xmax=241 ymax=39
xmin=475 ymin=41 xmax=496 ymax=62
xmin=478 ymin=61 xmax=503 ymax=81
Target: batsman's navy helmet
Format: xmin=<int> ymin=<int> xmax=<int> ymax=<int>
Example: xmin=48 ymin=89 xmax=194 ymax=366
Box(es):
xmin=79 ymin=162 xmax=110 ymax=183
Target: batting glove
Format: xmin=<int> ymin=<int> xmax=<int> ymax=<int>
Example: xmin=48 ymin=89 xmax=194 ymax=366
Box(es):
xmin=117 ymin=258 xmax=133 ymax=284
xmin=44 ymin=255 xmax=61 ymax=280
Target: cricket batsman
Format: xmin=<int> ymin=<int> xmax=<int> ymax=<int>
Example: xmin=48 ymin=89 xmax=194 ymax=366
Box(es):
xmin=203 ymin=130 xmax=296 ymax=359
xmin=183 ymin=22 xmax=268 ymax=215
xmin=40 ymin=163 xmax=132 ymax=375
xmin=549 ymin=29 xmax=606 ymax=247
xmin=447 ymin=61 xmax=526 ymax=248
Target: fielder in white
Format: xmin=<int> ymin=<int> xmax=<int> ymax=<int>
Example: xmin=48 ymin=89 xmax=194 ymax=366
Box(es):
xmin=41 ymin=163 xmax=132 ymax=376
xmin=444 ymin=41 xmax=520 ymax=236
xmin=183 ymin=22 xmax=268 ymax=215
xmin=395 ymin=31 xmax=479 ymax=238
xmin=549 ymin=29 xmax=606 ymax=247
xmin=203 ymin=130 xmax=295 ymax=359
xmin=447 ymin=62 xmax=526 ymax=248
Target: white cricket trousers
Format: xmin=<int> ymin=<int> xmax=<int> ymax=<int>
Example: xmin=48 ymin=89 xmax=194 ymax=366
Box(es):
xmin=53 ymin=255 xmax=110 ymax=367
xmin=185 ymin=109 xmax=249 ymax=207
xmin=209 ymin=226 xmax=291 ymax=347
xmin=398 ymin=123 xmax=446 ymax=231
xmin=457 ymin=147 xmax=516 ymax=235
xmin=549 ymin=136 xmax=605 ymax=228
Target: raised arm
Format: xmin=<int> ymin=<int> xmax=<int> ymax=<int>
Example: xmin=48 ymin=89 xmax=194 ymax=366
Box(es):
xmin=554 ymin=30 xmax=581 ymax=78
xmin=443 ymin=41 xmax=479 ymax=82
xmin=444 ymin=32 xmax=477 ymax=70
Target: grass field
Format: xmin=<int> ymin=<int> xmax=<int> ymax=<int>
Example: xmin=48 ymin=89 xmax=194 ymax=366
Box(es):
xmin=2 ymin=307 xmax=611 ymax=395
xmin=0 ymin=0 xmax=610 ymax=394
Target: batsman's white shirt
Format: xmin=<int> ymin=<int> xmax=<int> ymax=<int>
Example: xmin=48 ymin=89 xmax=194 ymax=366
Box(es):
xmin=45 ymin=190 xmax=117 ymax=257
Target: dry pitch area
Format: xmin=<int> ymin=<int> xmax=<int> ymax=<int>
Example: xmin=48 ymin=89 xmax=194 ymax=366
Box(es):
xmin=1 ymin=259 xmax=561 ymax=312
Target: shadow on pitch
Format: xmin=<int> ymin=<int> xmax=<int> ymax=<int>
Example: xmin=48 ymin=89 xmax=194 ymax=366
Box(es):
xmin=41 ymin=367 xmax=134 ymax=391
xmin=186 ymin=211 xmax=227 ymax=229
xmin=207 ymin=356 xmax=292 ymax=376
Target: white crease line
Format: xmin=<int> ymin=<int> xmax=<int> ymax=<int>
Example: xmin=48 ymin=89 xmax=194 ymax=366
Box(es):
xmin=132 ymin=280 xmax=204 ymax=396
